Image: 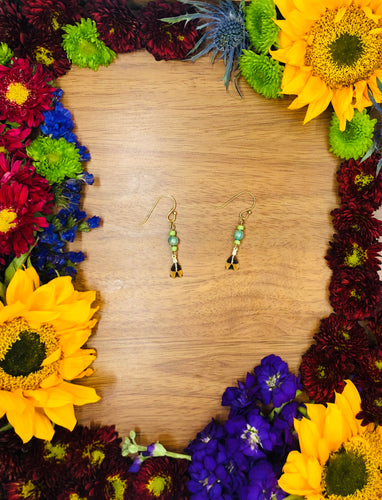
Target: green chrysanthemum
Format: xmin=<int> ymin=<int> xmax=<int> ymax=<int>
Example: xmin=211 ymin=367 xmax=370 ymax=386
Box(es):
xmin=26 ymin=136 xmax=82 ymax=184
xmin=329 ymin=109 xmax=377 ymax=161
xmin=0 ymin=42 xmax=13 ymax=66
xmin=62 ymin=18 xmax=116 ymax=71
xmin=240 ymin=50 xmax=283 ymax=98
xmin=245 ymin=0 xmax=279 ymax=54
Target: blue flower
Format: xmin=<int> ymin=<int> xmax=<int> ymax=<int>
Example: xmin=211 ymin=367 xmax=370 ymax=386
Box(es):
xmin=254 ymin=354 xmax=301 ymax=408
xmin=245 ymin=460 xmax=288 ymax=499
xmin=222 ymin=372 xmax=259 ymax=417
xmin=41 ymin=101 xmax=75 ymax=139
xmin=162 ymin=0 xmax=250 ymax=87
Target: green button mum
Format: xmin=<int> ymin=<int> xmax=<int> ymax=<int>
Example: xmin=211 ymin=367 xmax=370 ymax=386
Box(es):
xmin=239 ymin=50 xmax=283 ymax=99
xmin=245 ymin=0 xmax=279 ymax=54
xmin=62 ymin=18 xmax=116 ymax=71
xmin=26 ymin=136 xmax=83 ymax=184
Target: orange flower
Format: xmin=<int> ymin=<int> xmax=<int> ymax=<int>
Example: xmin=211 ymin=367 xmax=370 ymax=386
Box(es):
xmin=0 ymin=267 xmax=100 ymax=442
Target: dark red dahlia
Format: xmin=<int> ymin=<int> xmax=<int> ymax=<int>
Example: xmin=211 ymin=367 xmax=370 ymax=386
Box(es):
xmin=3 ymin=478 xmax=45 ymax=499
xmin=0 ymin=1 xmax=29 ymax=57
xmin=0 ymin=154 xmax=53 ymax=257
xmin=325 ymin=233 xmax=382 ymax=271
xmin=85 ymin=466 xmax=135 ymax=499
xmin=337 ymin=153 xmax=382 ymax=211
xmin=0 ymin=58 xmax=55 ymax=128
xmin=299 ymin=344 xmax=352 ymax=403
xmin=21 ymin=0 xmax=83 ymax=34
xmin=132 ymin=456 xmax=190 ymax=500
xmin=313 ymin=313 xmax=369 ymax=362
xmin=368 ymin=301 xmax=382 ymax=345
xmin=0 ymin=123 xmax=31 ymax=156
xmin=354 ymin=346 xmax=382 ymax=387
xmin=139 ymin=0 xmax=198 ymax=61
xmin=331 ymin=203 xmax=382 ymax=243
xmin=85 ymin=0 xmax=141 ymax=53
xmin=329 ymin=268 xmax=382 ymax=321
xmin=20 ymin=31 xmax=71 ymax=78
xmin=357 ymin=385 xmax=382 ymax=426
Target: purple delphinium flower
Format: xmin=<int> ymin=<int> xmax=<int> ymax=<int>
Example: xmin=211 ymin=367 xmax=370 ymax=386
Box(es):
xmin=41 ymin=101 xmax=75 ymax=140
xmin=244 ymin=460 xmax=288 ymax=499
xmin=225 ymin=408 xmax=274 ymax=459
xmin=222 ymin=372 xmax=260 ymax=417
xmin=254 ymin=354 xmax=301 ymax=408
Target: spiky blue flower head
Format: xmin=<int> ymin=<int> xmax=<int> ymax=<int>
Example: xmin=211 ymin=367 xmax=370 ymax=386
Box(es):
xmin=162 ymin=0 xmax=250 ymax=87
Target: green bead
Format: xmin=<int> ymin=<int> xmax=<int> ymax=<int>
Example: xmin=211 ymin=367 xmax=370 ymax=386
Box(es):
xmin=237 ymin=225 xmax=244 ymax=230
xmin=169 ymin=230 xmax=176 ymax=236
xmin=168 ymin=235 xmax=179 ymax=246
xmin=234 ymin=229 xmax=244 ymax=241
xmin=234 ymin=240 xmax=241 ymax=245
xmin=171 ymin=245 xmax=178 ymax=252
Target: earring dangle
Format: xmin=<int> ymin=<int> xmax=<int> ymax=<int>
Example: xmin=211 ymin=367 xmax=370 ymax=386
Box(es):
xmin=217 ymin=191 xmax=256 ymax=271
xmin=141 ymin=194 xmax=183 ymax=278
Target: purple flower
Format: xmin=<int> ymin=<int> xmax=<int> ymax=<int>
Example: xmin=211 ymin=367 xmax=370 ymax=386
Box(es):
xmin=254 ymin=354 xmax=301 ymax=408
xmin=225 ymin=409 xmax=273 ymax=458
xmin=245 ymin=460 xmax=287 ymax=499
xmin=222 ymin=372 xmax=259 ymax=417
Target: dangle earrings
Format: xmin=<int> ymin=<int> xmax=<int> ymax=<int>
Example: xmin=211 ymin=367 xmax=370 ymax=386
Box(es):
xmin=217 ymin=191 xmax=256 ymax=271
xmin=141 ymin=194 xmax=183 ymax=278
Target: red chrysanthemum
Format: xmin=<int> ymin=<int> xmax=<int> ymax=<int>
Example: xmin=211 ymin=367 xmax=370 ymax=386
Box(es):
xmin=85 ymin=466 xmax=135 ymax=499
xmin=300 ymin=344 xmax=352 ymax=403
xmin=0 ymin=58 xmax=55 ymax=128
xmin=357 ymin=385 xmax=382 ymax=426
xmin=21 ymin=31 xmax=71 ymax=78
xmin=368 ymin=301 xmax=382 ymax=345
xmin=0 ymin=123 xmax=31 ymax=157
xmin=337 ymin=153 xmax=382 ymax=211
xmin=0 ymin=154 xmax=53 ymax=257
xmin=313 ymin=313 xmax=370 ymax=363
xmin=139 ymin=0 xmax=198 ymax=61
xmin=20 ymin=0 xmax=83 ymax=34
xmin=0 ymin=1 xmax=29 ymax=57
xmin=325 ymin=233 xmax=382 ymax=271
xmin=329 ymin=268 xmax=382 ymax=321
xmin=3 ymin=478 xmax=45 ymax=500
xmin=0 ymin=425 xmax=36 ymax=483
xmin=85 ymin=0 xmax=141 ymax=53
xmin=331 ymin=203 xmax=382 ymax=243
xmin=133 ymin=456 xmax=190 ymax=500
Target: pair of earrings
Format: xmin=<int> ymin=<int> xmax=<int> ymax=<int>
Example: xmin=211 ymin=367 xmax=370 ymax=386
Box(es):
xmin=142 ymin=191 xmax=256 ymax=278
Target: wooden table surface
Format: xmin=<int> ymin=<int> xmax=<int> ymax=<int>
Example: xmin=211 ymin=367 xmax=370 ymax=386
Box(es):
xmin=56 ymin=50 xmax=338 ymax=451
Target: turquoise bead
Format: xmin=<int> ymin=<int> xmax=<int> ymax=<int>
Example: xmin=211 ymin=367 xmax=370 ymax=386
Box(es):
xmin=168 ymin=235 xmax=179 ymax=246
xmin=234 ymin=229 xmax=244 ymax=241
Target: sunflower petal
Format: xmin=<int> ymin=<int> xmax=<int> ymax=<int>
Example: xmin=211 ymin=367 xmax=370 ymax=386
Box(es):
xmin=33 ymin=408 xmax=55 ymax=441
xmin=44 ymin=403 xmax=76 ymax=431
xmin=6 ymin=268 xmax=39 ymax=306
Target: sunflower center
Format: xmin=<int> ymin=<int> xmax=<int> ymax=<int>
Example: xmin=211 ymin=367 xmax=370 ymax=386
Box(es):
xmin=305 ymin=6 xmax=382 ymax=88
xmin=0 ymin=331 xmax=46 ymax=377
xmin=0 ymin=318 xmax=60 ymax=391
xmin=5 ymin=82 xmax=30 ymax=106
xmin=0 ymin=208 xmax=17 ymax=233
xmin=215 ymin=20 xmax=245 ymax=50
xmin=323 ymin=448 xmax=367 ymax=495
xmin=147 ymin=474 xmax=172 ymax=496
xmin=35 ymin=46 xmax=55 ymax=66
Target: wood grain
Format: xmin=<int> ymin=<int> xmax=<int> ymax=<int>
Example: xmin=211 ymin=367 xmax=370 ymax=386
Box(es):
xmin=56 ymin=50 xmax=338 ymax=451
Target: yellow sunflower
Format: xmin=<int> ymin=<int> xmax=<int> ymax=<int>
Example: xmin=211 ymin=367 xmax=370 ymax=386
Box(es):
xmin=271 ymin=0 xmax=382 ymax=130
xmin=0 ymin=266 xmax=100 ymax=443
xmin=278 ymin=380 xmax=382 ymax=499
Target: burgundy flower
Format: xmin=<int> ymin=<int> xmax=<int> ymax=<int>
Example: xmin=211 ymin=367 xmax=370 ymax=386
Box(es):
xmin=3 ymin=478 xmax=45 ymax=499
xmin=0 ymin=1 xmax=29 ymax=57
xmin=0 ymin=427 xmax=37 ymax=483
xmin=0 ymin=123 xmax=31 ymax=156
xmin=329 ymin=268 xmax=382 ymax=321
xmin=357 ymin=385 xmax=382 ymax=426
xmin=85 ymin=0 xmax=141 ymax=53
xmin=139 ymin=0 xmax=198 ymax=61
xmin=337 ymin=153 xmax=382 ymax=210
xmin=0 ymin=58 xmax=55 ymax=128
xmin=21 ymin=31 xmax=71 ymax=78
xmin=313 ymin=313 xmax=369 ymax=363
xmin=21 ymin=0 xmax=83 ymax=34
xmin=368 ymin=301 xmax=382 ymax=345
xmin=331 ymin=203 xmax=382 ymax=243
xmin=325 ymin=233 xmax=382 ymax=271
xmin=85 ymin=466 xmax=135 ymax=499
xmin=300 ymin=344 xmax=352 ymax=403
xmin=132 ymin=456 xmax=190 ymax=500
xmin=0 ymin=154 xmax=53 ymax=257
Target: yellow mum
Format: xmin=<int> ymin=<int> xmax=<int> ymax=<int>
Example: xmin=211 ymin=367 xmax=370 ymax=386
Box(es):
xmin=0 ymin=267 xmax=100 ymax=443
xmin=278 ymin=380 xmax=382 ymax=499
xmin=271 ymin=0 xmax=382 ymax=130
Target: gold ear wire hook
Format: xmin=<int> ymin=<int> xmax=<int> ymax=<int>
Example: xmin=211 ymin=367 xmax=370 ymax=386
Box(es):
xmin=217 ymin=191 xmax=256 ymax=222
xmin=141 ymin=194 xmax=177 ymax=226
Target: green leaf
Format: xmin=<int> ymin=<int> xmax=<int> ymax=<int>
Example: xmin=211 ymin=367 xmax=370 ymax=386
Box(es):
xmin=361 ymin=141 xmax=376 ymax=162
xmin=284 ymin=496 xmax=305 ymax=500
xmin=376 ymin=158 xmax=382 ymax=177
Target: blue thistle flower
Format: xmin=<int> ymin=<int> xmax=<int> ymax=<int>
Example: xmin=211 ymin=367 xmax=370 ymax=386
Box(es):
xmin=162 ymin=0 xmax=250 ymax=88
